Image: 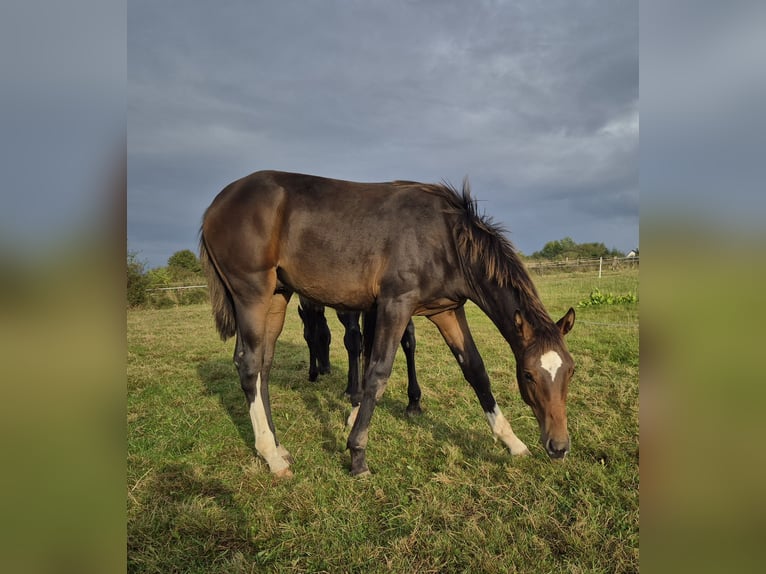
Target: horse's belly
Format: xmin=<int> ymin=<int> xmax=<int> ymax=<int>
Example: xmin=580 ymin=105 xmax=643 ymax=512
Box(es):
xmin=276 ymin=263 xmax=379 ymax=311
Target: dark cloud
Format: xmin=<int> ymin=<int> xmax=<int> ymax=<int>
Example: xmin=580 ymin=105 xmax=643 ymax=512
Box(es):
xmin=128 ymin=0 xmax=638 ymax=266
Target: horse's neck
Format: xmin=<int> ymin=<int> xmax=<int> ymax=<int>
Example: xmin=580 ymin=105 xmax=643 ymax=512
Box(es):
xmin=469 ymin=277 xmax=525 ymax=357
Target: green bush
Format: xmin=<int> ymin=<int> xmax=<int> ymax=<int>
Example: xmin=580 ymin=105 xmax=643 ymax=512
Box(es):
xmin=127 ymin=252 xmax=150 ymax=308
xmin=148 ymin=292 xmax=175 ymax=309
xmin=177 ymin=288 xmax=208 ymax=306
xmin=147 ymin=267 xmax=172 ymax=288
xmin=577 ymin=288 xmax=637 ymax=308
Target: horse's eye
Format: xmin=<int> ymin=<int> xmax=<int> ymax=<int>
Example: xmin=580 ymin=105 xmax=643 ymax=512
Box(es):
xmin=524 ymin=372 xmax=535 ymax=384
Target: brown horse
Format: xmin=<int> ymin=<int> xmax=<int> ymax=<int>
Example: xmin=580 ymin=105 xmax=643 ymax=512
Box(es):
xmin=200 ymin=170 xmax=575 ymax=477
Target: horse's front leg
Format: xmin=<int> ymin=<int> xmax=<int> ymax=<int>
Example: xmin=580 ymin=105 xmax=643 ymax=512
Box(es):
xmin=401 ymin=319 xmax=422 ymax=416
xmin=428 ymin=307 xmax=530 ymax=456
xmin=346 ymin=303 xmax=412 ymax=476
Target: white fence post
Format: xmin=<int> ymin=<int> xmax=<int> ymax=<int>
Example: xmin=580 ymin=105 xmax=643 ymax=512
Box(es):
xmin=598 ymin=257 xmax=603 ymax=279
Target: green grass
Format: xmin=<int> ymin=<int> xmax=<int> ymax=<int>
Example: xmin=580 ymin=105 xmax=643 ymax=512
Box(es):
xmin=128 ymin=269 xmax=638 ymax=573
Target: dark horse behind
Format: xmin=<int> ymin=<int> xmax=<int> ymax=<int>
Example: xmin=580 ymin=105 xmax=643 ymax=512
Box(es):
xmin=200 ymin=170 xmax=575 ymax=477
xmin=298 ymin=296 xmax=422 ymax=419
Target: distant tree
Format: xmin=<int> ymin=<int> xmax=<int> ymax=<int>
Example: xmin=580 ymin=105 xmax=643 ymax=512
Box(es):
xmin=534 ymin=237 xmax=577 ymax=260
xmin=167 ymin=249 xmax=201 ymax=273
xmin=577 ymin=241 xmax=622 ymax=259
xmin=127 ymin=251 xmax=150 ymax=307
xmin=167 ymin=249 xmax=202 ymax=282
xmin=531 ymin=237 xmax=625 ymax=260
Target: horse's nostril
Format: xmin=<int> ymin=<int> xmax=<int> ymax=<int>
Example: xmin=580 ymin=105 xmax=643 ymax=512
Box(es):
xmin=546 ymin=439 xmax=569 ymax=458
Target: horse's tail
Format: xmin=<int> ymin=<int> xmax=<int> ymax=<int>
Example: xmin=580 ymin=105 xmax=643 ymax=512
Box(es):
xmin=199 ymin=231 xmax=237 ymax=341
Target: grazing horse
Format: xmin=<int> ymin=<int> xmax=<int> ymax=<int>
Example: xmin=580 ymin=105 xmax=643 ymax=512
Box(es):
xmin=200 ymin=170 xmax=575 ymax=477
xmin=298 ymin=296 xmax=422 ymax=417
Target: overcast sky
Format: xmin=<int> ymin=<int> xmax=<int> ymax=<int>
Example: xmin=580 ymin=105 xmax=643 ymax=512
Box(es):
xmin=128 ymin=0 xmax=638 ymax=269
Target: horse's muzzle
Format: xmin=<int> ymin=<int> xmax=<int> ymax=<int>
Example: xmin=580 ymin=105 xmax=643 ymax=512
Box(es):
xmin=545 ymin=437 xmax=570 ymax=459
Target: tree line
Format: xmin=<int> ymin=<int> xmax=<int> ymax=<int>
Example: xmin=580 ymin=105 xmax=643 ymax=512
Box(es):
xmin=127 ymin=249 xmax=206 ymax=308
xmin=525 ymin=237 xmax=625 ymax=261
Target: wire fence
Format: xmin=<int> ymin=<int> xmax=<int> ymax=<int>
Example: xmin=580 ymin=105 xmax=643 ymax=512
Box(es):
xmin=146 ymin=257 xmax=639 ymax=291
xmin=532 ymin=263 xmax=639 ymax=330
xmin=147 ymin=284 xmax=207 ymax=292
xmin=526 ymin=255 xmax=639 ymax=277
xmin=576 ymin=320 xmax=639 ymax=329
xmin=143 ymin=260 xmax=640 ymax=331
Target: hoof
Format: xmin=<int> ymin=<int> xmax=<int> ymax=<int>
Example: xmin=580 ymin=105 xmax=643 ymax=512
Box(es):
xmin=277 ymin=445 xmax=294 ymax=465
xmin=349 ymin=446 xmax=368 ymax=476
xmin=514 ymin=448 xmax=531 ymax=457
xmin=273 ymin=467 xmax=294 ymax=479
xmin=405 ymin=403 xmax=423 ymax=417
xmin=351 ymin=468 xmax=371 ymax=478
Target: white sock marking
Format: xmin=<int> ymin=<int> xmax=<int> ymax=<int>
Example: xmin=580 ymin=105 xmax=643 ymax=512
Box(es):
xmin=540 ymin=350 xmax=562 ymax=382
xmin=485 ymin=405 xmax=529 ymax=455
xmin=249 ymin=373 xmax=289 ymax=473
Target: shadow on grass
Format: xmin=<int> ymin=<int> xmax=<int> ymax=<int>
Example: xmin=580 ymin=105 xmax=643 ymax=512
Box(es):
xmin=380 ymin=395 xmax=510 ymax=464
xmin=128 ymin=462 xmax=254 ymax=572
xmin=197 ymin=339 xmax=517 ymax=474
xmin=197 ymin=356 xmax=254 ymax=452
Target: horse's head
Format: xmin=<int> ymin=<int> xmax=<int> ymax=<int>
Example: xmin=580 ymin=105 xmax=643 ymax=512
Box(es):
xmin=514 ymin=307 xmax=576 ymax=459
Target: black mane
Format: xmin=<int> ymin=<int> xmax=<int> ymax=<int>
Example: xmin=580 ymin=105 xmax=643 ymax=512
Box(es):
xmin=411 ymin=179 xmax=561 ymax=347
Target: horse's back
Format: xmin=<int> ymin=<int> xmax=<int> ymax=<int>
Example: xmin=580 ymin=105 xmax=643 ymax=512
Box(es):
xmin=202 ymin=170 xmax=457 ymax=308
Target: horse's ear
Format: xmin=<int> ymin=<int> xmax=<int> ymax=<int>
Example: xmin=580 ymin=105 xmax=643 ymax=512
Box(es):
xmin=556 ymin=307 xmax=576 ymax=336
xmin=514 ymin=310 xmax=534 ymax=345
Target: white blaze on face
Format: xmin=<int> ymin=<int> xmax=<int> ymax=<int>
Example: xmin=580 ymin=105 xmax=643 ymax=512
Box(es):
xmin=249 ymin=373 xmax=289 ymax=473
xmin=540 ymin=350 xmax=563 ymax=383
xmin=485 ymin=405 xmax=530 ymax=456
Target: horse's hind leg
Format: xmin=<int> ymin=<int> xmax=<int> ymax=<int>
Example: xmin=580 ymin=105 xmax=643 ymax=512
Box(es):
xmin=401 ymin=319 xmax=422 ymax=416
xmin=233 ymin=274 xmax=293 ymax=477
xmin=338 ymin=310 xmax=362 ymax=396
xmin=260 ymin=288 xmax=294 ymax=465
xmin=346 ymin=309 xmax=374 ymax=428
xmin=298 ymin=302 xmax=330 ymax=381
xmin=297 ymin=305 xmax=317 ymax=381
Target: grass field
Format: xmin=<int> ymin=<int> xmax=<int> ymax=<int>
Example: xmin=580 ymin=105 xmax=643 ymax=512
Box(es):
xmin=128 ymin=269 xmax=638 ymax=573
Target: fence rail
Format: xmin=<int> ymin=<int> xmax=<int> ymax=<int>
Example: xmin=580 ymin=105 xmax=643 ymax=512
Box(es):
xmin=140 ymin=265 xmax=638 ymax=331
xmin=525 ymin=255 xmax=638 ymax=269
xmin=147 ymin=256 xmax=640 ymax=291
xmin=526 ymin=255 xmax=638 ymax=277
xmin=147 ymin=284 xmax=207 ymax=292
